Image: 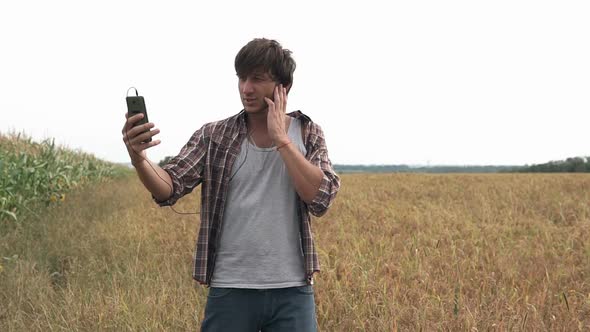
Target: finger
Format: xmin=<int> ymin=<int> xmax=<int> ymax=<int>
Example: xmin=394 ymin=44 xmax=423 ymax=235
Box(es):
xmin=138 ymin=139 xmax=161 ymax=151
xmin=130 ymin=127 xmax=160 ymax=146
xmin=123 ymin=113 xmax=144 ymax=134
xmin=126 ymin=113 xmax=144 ymax=131
xmin=282 ymin=86 xmax=287 ymax=112
xmin=127 ymin=138 xmax=160 ymax=157
xmin=274 ymin=85 xmax=281 ymax=111
xmin=128 ymin=113 xmax=144 ymax=124
xmin=129 ymin=131 xmax=154 ymax=147
xmin=128 ymin=122 xmax=155 ymax=139
xmin=126 ymin=124 xmax=153 ymax=145
xmin=264 ymin=97 xmax=274 ymax=111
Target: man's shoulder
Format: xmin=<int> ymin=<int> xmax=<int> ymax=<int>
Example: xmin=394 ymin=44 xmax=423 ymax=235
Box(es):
xmin=200 ymin=111 xmax=245 ymax=136
xmin=289 ymin=110 xmax=312 ymax=123
xmin=289 ymin=111 xmax=325 ymax=137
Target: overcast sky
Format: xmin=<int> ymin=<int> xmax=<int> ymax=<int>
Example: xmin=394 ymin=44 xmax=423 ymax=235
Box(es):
xmin=1 ymin=0 xmax=589 ymax=165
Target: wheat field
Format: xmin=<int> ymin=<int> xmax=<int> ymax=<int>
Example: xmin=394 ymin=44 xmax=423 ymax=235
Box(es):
xmin=1 ymin=173 xmax=589 ymax=331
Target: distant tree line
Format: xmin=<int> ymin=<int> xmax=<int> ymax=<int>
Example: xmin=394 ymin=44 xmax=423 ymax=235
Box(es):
xmin=158 ymin=156 xmax=173 ymax=167
xmin=514 ymin=156 xmax=590 ymax=173
xmin=335 ymin=156 xmax=590 ymax=173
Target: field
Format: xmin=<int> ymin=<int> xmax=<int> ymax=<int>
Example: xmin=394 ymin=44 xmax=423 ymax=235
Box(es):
xmin=1 ymin=170 xmax=589 ymax=331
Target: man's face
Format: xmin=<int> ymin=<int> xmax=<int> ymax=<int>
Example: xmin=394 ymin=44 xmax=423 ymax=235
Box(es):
xmin=238 ymin=70 xmax=277 ymax=114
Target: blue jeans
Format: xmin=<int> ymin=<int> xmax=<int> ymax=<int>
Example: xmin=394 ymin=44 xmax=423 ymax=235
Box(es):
xmin=201 ymin=285 xmax=317 ymax=332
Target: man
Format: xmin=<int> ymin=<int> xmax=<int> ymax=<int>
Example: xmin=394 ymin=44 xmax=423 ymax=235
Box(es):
xmin=122 ymin=38 xmax=340 ymax=331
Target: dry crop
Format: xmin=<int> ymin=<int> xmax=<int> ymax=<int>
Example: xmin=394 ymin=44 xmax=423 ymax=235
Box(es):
xmin=1 ymin=173 xmax=589 ymax=331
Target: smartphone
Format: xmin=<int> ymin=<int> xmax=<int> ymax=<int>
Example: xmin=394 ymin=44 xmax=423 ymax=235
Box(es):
xmin=126 ymin=94 xmax=152 ymax=143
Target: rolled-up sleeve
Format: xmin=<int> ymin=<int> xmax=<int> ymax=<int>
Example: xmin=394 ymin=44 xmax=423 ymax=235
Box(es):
xmin=153 ymin=127 xmax=207 ymax=207
xmin=306 ymin=123 xmax=340 ymax=217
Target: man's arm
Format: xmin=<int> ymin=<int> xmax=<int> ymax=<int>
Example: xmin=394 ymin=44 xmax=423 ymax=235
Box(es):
xmin=132 ymin=158 xmax=173 ymax=202
xmin=276 ymin=123 xmax=340 ymax=216
xmin=123 ymin=112 xmax=207 ymax=205
xmin=266 ymin=85 xmax=340 ymax=214
xmin=298 ymin=123 xmax=341 ymax=216
xmin=122 ymin=112 xmax=172 ymax=201
xmin=277 ymin=142 xmax=323 ymax=203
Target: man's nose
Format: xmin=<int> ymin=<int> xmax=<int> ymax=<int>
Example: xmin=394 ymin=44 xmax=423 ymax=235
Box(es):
xmin=241 ymin=78 xmax=255 ymax=94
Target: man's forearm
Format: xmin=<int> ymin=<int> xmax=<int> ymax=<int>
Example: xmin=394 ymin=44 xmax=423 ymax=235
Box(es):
xmin=133 ymin=159 xmax=173 ymax=202
xmin=278 ymin=142 xmax=323 ymax=203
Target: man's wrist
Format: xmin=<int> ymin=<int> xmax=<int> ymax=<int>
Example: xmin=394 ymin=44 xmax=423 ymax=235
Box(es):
xmin=276 ymin=141 xmax=292 ymax=151
xmin=131 ymin=158 xmax=148 ymax=168
xmin=274 ymin=135 xmax=291 ymax=147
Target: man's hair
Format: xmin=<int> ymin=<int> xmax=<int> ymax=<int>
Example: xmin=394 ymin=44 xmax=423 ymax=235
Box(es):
xmin=235 ymin=38 xmax=296 ymax=88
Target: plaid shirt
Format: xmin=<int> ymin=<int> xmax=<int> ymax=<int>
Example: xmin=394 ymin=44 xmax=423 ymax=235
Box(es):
xmin=154 ymin=110 xmax=340 ymax=285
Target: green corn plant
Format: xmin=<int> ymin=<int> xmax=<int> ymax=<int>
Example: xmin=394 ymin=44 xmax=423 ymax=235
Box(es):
xmin=0 ymin=132 xmax=126 ymax=224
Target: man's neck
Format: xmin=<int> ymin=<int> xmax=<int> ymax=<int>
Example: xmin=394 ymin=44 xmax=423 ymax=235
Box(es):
xmin=246 ymin=110 xmax=269 ymax=135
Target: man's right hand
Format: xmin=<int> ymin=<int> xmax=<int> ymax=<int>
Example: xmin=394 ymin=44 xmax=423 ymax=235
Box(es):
xmin=122 ymin=112 xmax=161 ymax=166
xmin=121 ymin=112 xmax=173 ymax=201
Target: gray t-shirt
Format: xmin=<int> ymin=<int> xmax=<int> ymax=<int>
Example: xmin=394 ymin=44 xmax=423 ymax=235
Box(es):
xmin=210 ymin=117 xmax=308 ymax=289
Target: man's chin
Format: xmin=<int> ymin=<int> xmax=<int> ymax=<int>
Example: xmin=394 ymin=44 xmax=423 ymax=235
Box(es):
xmin=244 ymin=106 xmax=268 ymax=114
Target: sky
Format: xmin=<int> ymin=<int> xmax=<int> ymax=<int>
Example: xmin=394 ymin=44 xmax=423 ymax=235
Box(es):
xmin=1 ymin=0 xmax=589 ymax=166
